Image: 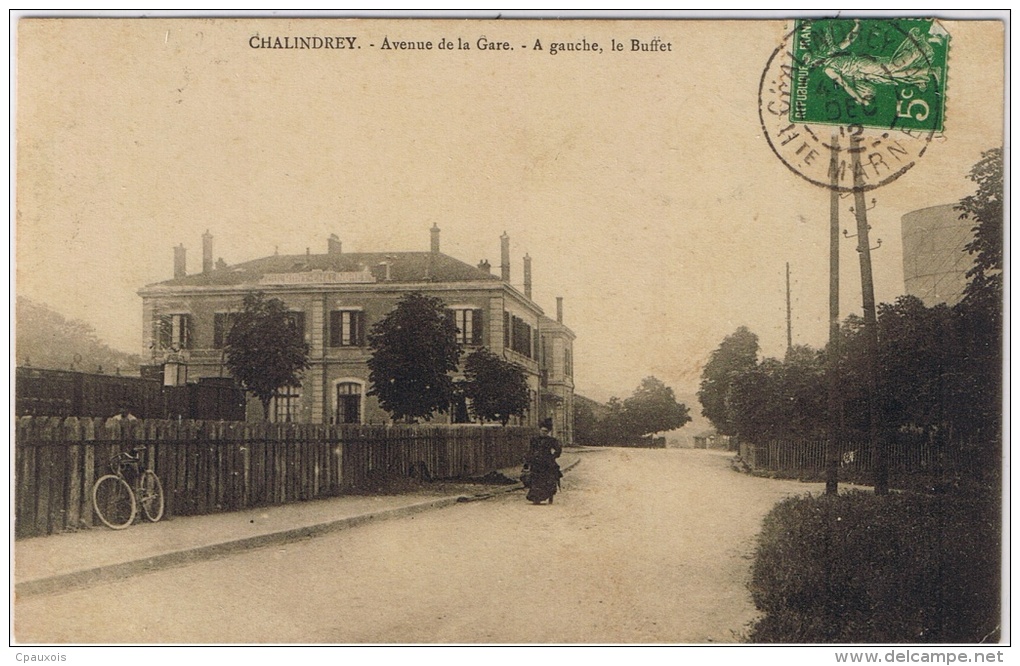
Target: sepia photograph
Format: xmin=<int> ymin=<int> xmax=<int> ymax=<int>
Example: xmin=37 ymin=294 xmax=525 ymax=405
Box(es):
xmin=10 ymin=11 xmax=1007 ymax=656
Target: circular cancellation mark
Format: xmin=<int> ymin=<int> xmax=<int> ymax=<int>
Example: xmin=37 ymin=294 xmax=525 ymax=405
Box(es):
xmin=758 ymin=18 xmax=948 ymax=193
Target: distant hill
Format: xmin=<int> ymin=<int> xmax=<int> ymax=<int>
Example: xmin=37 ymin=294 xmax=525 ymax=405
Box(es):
xmin=15 ymin=298 xmax=143 ymax=374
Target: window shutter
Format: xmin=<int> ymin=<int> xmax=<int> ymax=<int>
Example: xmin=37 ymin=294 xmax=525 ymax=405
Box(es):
xmin=472 ymin=309 xmax=483 ymax=345
xmin=355 ymin=311 xmax=365 ymax=346
xmin=182 ymin=315 xmax=194 ymax=349
xmin=156 ymin=315 xmax=172 ymax=350
xmin=504 ymin=311 xmax=510 ymax=348
xmin=329 ymin=311 xmax=340 ymax=347
xmin=214 ymin=314 xmax=224 ymax=349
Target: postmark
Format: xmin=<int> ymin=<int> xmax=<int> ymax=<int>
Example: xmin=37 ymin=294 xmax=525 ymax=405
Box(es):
xmin=759 ymin=19 xmax=950 ymax=192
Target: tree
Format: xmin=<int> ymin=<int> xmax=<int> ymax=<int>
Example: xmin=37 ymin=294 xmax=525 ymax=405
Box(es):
xmin=16 ymin=297 xmax=143 ymax=372
xmin=572 ymin=397 xmax=599 ymax=445
xmin=582 ymin=379 xmax=691 ymax=444
xmin=778 ymin=345 xmax=828 ymax=439
xmin=461 ymin=347 xmax=529 ymax=425
xmin=592 ymin=396 xmax=627 ymax=445
xmin=872 ymin=296 xmax=954 ymax=435
xmin=367 ymin=292 xmax=462 ymax=422
xmin=224 ymin=291 xmax=309 ymax=419
xmin=620 ymin=376 xmax=691 ymax=437
xmin=728 ymin=357 xmax=784 ymax=441
xmin=698 ymin=326 xmax=760 ymax=436
xmin=953 ymin=148 xmax=1004 ymax=447
xmin=957 ymin=147 xmax=1003 ymax=308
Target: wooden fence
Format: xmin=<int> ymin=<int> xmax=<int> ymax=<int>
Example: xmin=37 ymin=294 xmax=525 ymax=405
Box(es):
xmin=739 ymin=434 xmax=978 ymax=478
xmin=14 ymin=417 xmax=531 ymax=539
xmin=16 ymin=367 xmax=246 ymax=421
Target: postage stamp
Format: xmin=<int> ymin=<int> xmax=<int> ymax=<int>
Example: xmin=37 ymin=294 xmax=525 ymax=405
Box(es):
xmin=758 ymin=18 xmax=950 ymax=193
xmin=788 ymin=19 xmax=949 ymax=132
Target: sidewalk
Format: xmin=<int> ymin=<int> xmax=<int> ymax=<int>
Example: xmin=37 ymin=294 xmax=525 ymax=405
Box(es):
xmin=14 ymin=455 xmax=580 ymax=598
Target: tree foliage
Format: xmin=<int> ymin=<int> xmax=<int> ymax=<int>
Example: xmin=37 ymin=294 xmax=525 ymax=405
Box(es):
xmin=367 ymin=292 xmax=462 ymax=422
xmin=224 ymin=291 xmax=309 ymax=418
xmin=957 ymin=147 xmax=1003 ymax=308
xmin=572 ymin=398 xmax=599 ymax=444
xmin=728 ymin=346 xmax=827 ymax=442
xmin=698 ymin=326 xmax=760 ymax=436
xmin=16 ymin=297 xmax=143 ymax=373
xmin=461 ymin=347 xmax=530 ymax=425
xmin=719 ymin=294 xmax=999 ymax=460
xmin=710 ymin=152 xmax=1003 ymax=459
xmin=953 ymin=147 xmax=1004 ymax=445
xmin=577 ymin=377 xmax=690 ymax=444
xmin=620 ymin=376 xmax=692 ymax=437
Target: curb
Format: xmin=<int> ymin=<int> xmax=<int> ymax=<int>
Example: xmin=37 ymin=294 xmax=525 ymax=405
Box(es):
xmin=15 ymin=458 xmax=581 ymax=598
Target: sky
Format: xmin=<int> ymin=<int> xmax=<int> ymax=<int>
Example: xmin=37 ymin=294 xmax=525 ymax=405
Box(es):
xmin=14 ymin=15 xmax=1004 ymax=402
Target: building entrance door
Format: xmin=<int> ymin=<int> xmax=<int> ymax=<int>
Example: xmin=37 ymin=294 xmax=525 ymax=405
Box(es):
xmin=335 ymin=382 xmax=362 ymax=424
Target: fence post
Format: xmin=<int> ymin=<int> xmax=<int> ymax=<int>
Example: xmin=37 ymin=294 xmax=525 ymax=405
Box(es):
xmin=64 ymin=417 xmax=83 ymax=531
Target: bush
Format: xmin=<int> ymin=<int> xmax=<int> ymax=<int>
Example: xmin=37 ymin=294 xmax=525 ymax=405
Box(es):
xmin=748 ymin=490 xmax=1000 ymax=643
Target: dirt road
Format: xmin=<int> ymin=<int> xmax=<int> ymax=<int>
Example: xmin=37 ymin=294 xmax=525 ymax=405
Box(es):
xmin=14 ymin=447 xmax=829 ymax=643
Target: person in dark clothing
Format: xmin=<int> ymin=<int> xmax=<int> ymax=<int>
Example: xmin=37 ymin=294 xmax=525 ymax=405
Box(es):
xmin=524 ymin=418 xmax=562 ymax=504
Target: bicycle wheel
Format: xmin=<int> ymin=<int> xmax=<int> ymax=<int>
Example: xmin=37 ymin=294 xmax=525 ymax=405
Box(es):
xmin=138 ymin=470 xmax=165 ymax=522
xmin=92 ymin=474 xmax=136 ymax=529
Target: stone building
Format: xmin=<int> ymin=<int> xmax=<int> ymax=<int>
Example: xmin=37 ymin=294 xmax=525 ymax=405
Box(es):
xmin=137 ymin=227 xmax=576 ymax=440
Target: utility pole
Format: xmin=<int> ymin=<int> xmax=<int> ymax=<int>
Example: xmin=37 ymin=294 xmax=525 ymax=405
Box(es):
xmin=786 ymin=262 xmax=793 ymax=353
xmin=826 ymin=133 xmax=841 ymax=495
xmin=850 ymin=132 xmax=887 ymax=496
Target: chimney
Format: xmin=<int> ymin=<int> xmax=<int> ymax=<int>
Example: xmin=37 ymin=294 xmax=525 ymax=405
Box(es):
xmin=523 ymin=254 xmax=532 ymax=299
xmin=328 ymin=234 xmax=342 ymax=255
xmin=500 ymin=232 xmax=510 ymax=282
xmin=477 ymin=259 xmax=491 ymax=274
xmin=430 ymin=223 xmax=441 ymax=254
xmin=556 ymin=297 xmax=563 ymax=323
xmin=202 ymin=230 xmax=213 ymax=274
xmin=173 ymin=244 xmax=187 ymax=279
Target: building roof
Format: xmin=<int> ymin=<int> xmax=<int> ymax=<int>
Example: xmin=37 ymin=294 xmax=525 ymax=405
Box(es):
xmin=146 ymin=251 xmax=501 ymax=289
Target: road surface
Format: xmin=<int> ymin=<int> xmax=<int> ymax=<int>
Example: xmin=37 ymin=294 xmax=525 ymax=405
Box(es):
xmin=14 ymin=447 xmax=828 ymax=643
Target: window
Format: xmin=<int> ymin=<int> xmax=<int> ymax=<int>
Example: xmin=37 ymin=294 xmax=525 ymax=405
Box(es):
xmin=286 ymin=311 xmax=306 ymax=342
xmin=153 ymin=314 xmax=193 ymax=350
xmin=508 ymin=314 xmax=533 ymax=358
xmin=451 ymin=394 xmax=471 ymax=424
xmin=213 ymin=312 xmax=238 ymax=349
xmin=564 ymin=346 xmax=573 ymax=378
xmin=330 ymin=310 xmax=365 ymax=347
xmin=447 ymin=308 xmax=483 ymax=346
xmin=214 ymin=311 xmax=301 ymax=349
xmin=335 ymin=382 xmax=362 ymax=424
xmin=269 ymin=385 xmax=301 ymax=423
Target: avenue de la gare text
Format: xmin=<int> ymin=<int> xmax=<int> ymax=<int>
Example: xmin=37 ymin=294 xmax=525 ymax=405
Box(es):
xmin=246 ymin=34 xmax=673 ymax=54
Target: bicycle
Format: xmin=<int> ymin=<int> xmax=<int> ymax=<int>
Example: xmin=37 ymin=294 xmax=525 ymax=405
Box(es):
xmin=91 ymin=445 xmax=165 ymax=530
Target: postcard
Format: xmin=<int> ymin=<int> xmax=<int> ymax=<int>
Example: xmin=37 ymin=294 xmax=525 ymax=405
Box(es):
xmin=12 ymin=15 xmax=1006 ymax=651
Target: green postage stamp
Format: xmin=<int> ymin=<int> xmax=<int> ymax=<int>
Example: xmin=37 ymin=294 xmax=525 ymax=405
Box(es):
xmin=789 ymin=18 xmax=949 ymax=132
